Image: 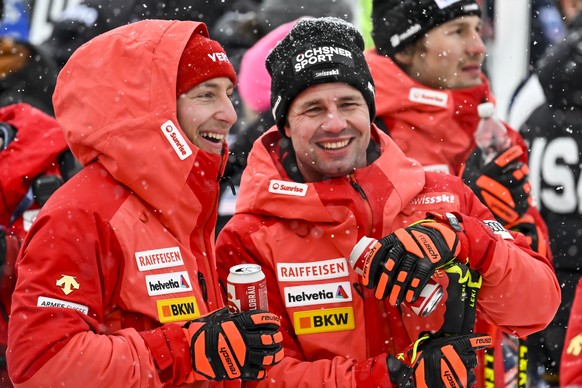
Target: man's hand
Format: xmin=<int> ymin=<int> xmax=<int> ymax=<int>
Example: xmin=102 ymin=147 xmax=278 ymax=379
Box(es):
xmin=387 ymin=333 xmax=492 ymax=388
xmin=461 ymin=145 xmax=532 ymax=224
xmin=360 ymin=220 xmax=461 ymax=305
xmin=183 ymin=307 xmax=283 ymax=381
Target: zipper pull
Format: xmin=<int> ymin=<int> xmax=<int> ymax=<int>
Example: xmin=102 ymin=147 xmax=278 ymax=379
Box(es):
xmin=350 ymin=179 xmax=368 ymax=200
xmin=198 ymin=272 xmax=208 ymax=302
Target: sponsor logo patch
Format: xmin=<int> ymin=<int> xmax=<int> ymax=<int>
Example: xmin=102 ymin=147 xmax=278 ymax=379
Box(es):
xmin=146 ymin=271 xmax=192 ymax=296
xmin=391 ymin=24 xmax=421 ymax=47
xmin=284 ymin=281 xmax=353 ymax=307
xmin=409 ymin=87 xmax=448 ymax=107
xmin=56 ymin=275 xmax=80 ymax=295
xmin=410 ymin=193 xmax=457 ymax=206
xmin=268 ymin=180 xmax=308 ymax=197
xmin=160 ymin=120 xmax=192 ymax=160
xmin=483 ymin=220 xmax=514 ymax=240
xmin=277 ymin=258 xmax=349 ymax=282
xmin=292 ymin=46 xmax=355 ymax=73
xmin=313 ymin=68 xmax=340 ymax=79
xmin=135 ymin=247 xmax=184 ymax=271
xmin=157 ymin=296 xmax=200 ymax=323
xmin=293 ymin=307 xmax=355 ymax=335
xmin=37 ymin=296 xmax=89 ymax=314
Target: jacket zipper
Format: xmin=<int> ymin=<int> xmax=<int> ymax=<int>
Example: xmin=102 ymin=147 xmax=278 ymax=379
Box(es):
xmin=350 ymin=177 xmax=368 ymax=200
xmin=349 ymin=174 xmax=373 ymax=236
xmin=198 ymin=272 xmax=208 ymax=302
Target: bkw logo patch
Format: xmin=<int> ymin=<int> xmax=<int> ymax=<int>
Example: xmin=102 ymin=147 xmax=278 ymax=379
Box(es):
xmin=293 ymin=307 xmax=355 ymax=335
xmin=157 ymin=296 xmax=200 ymax=323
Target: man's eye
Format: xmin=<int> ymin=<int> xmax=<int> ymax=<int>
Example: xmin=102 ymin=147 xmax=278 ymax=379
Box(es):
xmin=304 ymin=107 xmax=323 ymax=114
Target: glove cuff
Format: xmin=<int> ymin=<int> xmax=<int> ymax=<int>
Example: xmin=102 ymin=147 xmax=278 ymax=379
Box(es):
xmin=354 ymin=354 xmax=397 ymax=388
xmin=428 ymin=212 xmax=499 ymax=272
xmin=139 ymin=324 xmax=191 ymax=385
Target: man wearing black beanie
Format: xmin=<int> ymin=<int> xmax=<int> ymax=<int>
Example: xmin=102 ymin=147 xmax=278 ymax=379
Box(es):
xmin=216 ymin=16 xmax=560 ymax=388
xmin=366 ymin=1 xmax=553 ymax=387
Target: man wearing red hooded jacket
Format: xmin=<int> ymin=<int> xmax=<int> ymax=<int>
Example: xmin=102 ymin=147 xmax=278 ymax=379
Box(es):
xmin=7 ymin=20 xmax=283 ymax=387
xmin=365 ymin=1 xmax=552 ymax=385
xmin=216 ymin=17 xmax=560 ymax=387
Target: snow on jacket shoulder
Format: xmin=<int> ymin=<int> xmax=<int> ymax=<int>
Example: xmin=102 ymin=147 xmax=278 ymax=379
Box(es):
xmin=216 ymin=127 xmax=560 ymax=387
xmin=8 ymin=20 xmax=229 ymax=387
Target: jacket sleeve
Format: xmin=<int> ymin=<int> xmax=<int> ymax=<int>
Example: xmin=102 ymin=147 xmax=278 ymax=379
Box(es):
xmin=560 ymin=277 xmax=582 ymax=386
xmin=7 ymin=207 xmax=192 ymax=387
xmin=216 ymin=221 xmax=396 ymax=388
xmin=456 ymin=181 xmax=560 ymax=338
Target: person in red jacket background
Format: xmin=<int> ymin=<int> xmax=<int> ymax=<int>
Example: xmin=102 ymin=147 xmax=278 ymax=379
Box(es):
xmin=0 ymin=102 xmax=76 ymax=387
xmin=366 ymin=0 xmax=553 ymax=385
xmin=215 ymin=17 xmax=560 ymax=387
xmin=7 ymin=20 xmax=282 ymax=387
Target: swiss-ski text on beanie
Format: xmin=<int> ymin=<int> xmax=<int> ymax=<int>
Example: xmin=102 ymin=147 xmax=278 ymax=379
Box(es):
xmin=176 ymin=30 xmax=237 ymax=98
xmin=372 ymin=0 xmax=481 ymax=58
xmin=266 ymin=17 xmax=376 ymax=134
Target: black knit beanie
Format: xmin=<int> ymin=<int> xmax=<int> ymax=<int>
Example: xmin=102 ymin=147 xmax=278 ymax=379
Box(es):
xmin=266 ymin=17 xmax=376 ymax=134
xmin=372 ymin=0 xmax=482 ymax=58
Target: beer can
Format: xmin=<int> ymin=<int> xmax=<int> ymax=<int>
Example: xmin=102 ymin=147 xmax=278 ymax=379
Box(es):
xmin=348 ymin=236 xmax=444 ymax=317
xmin=227 ymin=264 xmax=268 ymax=313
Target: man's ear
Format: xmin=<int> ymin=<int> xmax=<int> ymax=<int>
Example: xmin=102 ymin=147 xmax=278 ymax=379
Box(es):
xmin=394 ymin=50 xmax=413 ymax=66
xmin=284 ymin=123 xmax=292 ymax=138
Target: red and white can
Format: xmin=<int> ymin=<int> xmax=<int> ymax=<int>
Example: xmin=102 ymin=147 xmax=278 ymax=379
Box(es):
xmin=227 ymin=264 xmax=268 ymax=313
xmin=348 ymin=236 xmax=444 ymax=317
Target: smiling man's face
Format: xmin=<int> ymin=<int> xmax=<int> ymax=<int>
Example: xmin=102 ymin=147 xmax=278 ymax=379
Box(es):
xmin=284 ymin=82 xmax=370 ymax=182
xmin=177 ymin=77 xmax=237 ymax=155
xmin=396 ymin=16 xmax=485 ymax=90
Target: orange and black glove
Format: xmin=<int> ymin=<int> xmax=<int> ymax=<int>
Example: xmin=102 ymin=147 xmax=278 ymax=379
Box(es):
xmin=461 ymin=145 xmax=532 ymax=225
xmin=361 ymin=218 xmax=462 ymax=305
xmin=388 ymin=333 xmax=492 ymax=388
xmin=183 ymin=307 xmax=283 ymax=381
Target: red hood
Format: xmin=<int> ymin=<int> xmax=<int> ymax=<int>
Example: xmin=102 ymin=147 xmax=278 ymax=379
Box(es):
xmin=52 ymin=20 xmax=227 ymax=237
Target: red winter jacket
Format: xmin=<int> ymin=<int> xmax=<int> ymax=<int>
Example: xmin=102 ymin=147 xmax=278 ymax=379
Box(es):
xmin=8 ymin=21 xmax=230 ymax=387
xmin=216 ymin=127 xmax=560 ymax=387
